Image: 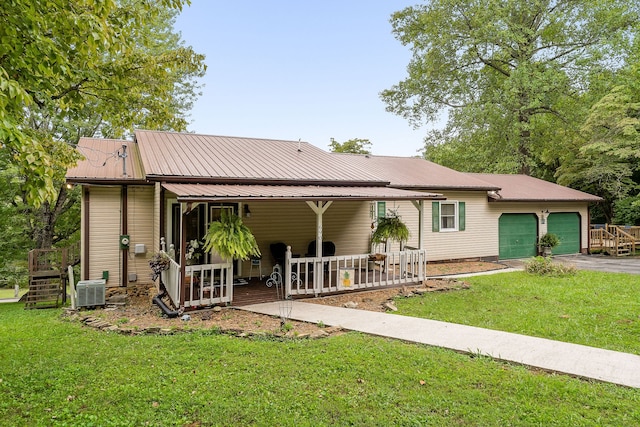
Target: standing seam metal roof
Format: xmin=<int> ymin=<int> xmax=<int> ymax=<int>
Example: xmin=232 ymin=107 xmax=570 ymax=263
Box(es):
xmin=135 ymin=130 xmax=387 ymax=185
xmin=332 ymin=153 xmax=501 ymax=190
xmin=468 ymin=173 xmax=603 ymax=202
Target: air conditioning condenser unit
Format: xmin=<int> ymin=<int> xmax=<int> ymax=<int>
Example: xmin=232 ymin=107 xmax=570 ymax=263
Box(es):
xmin=76 ymin=280 xmax=106 ymax=307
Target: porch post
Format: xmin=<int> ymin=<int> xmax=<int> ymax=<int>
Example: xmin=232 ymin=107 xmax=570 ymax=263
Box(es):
xmin=306 ymin=201 xmax=333 ymax=295
xmin=285 ymin=245 xmax=292 ymax=298
xmin=411 ymin=200 xmax=425 ymax=249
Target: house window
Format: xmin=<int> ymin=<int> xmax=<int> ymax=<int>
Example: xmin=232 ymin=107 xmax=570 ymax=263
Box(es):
xmin=432 ymin=201 xmax=465 ymax=232
xmin=440 ymin=202 xmax=457 ymax=231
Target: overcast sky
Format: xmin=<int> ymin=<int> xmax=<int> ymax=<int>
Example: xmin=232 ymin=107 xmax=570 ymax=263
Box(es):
xmin=173 ymin=1 xmax=436 ymax=157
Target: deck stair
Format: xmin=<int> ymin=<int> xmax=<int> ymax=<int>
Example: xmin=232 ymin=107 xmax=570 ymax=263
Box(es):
xmin=24 ymin=242 xmax=81 ymax=309
xmin=590 ymin=225 xmax=638 ymax=257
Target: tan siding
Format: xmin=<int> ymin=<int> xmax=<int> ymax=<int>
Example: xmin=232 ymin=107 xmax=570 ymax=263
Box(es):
xmin=88 ymin=187 xmax=121 ymax=286
xmin=419 ymin=192 xmax=498 ymax=261
xmin=239 ymin=201 xmax=371 ymax=273
xmin=80 ymin=189 xmax=87 ymax=280
xmin=126 ymin=186 xmax=155 ymax=286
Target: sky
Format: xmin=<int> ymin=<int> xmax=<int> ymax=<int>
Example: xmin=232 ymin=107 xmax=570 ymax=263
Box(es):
xmin=173 ymin=1 xmax=435 ymax=157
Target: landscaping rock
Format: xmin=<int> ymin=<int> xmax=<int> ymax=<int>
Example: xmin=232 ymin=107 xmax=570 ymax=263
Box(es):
xmin=343 ymin=301 xmax=358 ymax=309
xmin=383 ymin=301 xmax=398 ymax=311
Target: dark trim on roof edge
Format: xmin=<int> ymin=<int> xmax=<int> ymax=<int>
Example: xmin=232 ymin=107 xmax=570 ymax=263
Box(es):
xmin=66 ymin=178 xmax=151 ymax=185
xmin=391 ymin=185 xmax=501 ymax=191
xmin=174 ymin=195 xmax=446 ymax=203
xmin=488 ymin=197 xmax=603 ymax=203
xmin=145 ymin=175 xmax=391 ymax=187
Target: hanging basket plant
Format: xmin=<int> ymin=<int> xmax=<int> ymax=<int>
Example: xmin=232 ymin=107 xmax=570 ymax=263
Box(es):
xmin=203 ymin=209 xmax=261 ymax=261
xmin=149 ymin=251 xmax=171 ymax=281
xmin=371 ymin=210 xmax=410 ymax=245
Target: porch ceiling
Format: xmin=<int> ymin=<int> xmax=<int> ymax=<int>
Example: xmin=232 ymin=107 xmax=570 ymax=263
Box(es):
xmin=162 ymin=183 xmax=444 ymax=202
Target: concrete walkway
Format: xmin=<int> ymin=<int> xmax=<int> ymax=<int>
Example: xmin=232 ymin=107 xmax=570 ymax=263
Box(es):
xmin=240 ymin=300 xmax=640 ymax=388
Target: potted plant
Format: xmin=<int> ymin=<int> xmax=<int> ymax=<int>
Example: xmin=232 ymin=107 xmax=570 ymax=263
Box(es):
xmin=538 ymin=233 xmax=560 ymax=257
xmin=371 ymin=210 xmax=410 ymax=247
xmin=185 ymin=239 xmax=203 ymax=265
xmin=203 ymin=209 xmax=261 ymax=261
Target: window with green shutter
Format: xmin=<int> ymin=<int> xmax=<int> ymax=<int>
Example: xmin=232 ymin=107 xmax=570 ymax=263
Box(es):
xmin=432 ymin=201 xmax=465 ymax=232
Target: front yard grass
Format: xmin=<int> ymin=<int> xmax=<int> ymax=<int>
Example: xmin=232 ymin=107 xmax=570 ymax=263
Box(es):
xmin=397 ymin=270 xmax=640 ymax=354
xmin=1 ymin=298 xmax=640 ymax=426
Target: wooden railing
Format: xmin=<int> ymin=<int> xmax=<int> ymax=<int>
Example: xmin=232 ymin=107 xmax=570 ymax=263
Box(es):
xmin=28 ymin=242 xmax=81 ymax=278
xmin=285 ymin=247 xmax=428 ymax=298
xmin=184 ymin=262 xmax=233 ymax=308
xmin=161 ymin=256 xmax=181 ymax=307
xmin=590 ymin=225 xmax=637 ymax=256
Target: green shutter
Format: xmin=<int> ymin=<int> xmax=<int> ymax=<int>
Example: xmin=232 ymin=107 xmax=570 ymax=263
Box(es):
xmin=432 ymin=202 xmax=440 ymax=232
xmin=377 ymin=201 xmax=386 ymax=219
xmin=458 ymin=202 xmax=465 ymax=231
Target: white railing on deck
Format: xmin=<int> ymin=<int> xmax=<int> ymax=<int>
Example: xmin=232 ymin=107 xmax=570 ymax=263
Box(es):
xmin=184 ymin=263 xmax=233 ymax=308
xmin=161 ymin=256 xmax=181 ymax=307
xmin=285 ymin=248 xmax=427 ymax=297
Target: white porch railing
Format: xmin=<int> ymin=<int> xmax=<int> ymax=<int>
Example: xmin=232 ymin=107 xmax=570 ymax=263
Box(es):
xmin=161 ymin=255 xmax=181 ymax=307
xmin=184 ymin=263 xmax=233 ymax=308
xmin=285 ymin=247 xmax=427 ymax=297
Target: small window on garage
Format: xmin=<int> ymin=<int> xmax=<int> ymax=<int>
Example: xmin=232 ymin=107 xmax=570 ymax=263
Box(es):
xmin=432 ymin=201 xmax=465 ymax=232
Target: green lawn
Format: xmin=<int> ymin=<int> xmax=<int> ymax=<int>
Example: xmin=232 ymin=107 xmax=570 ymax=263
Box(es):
xmin=0 ymin=287 xmax=25 ymax=299
xmin=398 ymin=270 xmax=640 ymax=354
xmin=1 ymin=294 xmax=640 ymax=426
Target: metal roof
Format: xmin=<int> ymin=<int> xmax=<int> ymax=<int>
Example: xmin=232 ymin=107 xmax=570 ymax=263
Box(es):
xmin=135 ymin=130 xmax=387 ymax=186
xmin=469 ymin=174 xmax=603 ymax=202
xmin=66 ymin=138 xmax=145 ymax=183
xmin=333 ymin=153 xmax=501 ymax=190
xmin=162 ymin=183 xmax=443 ymax=202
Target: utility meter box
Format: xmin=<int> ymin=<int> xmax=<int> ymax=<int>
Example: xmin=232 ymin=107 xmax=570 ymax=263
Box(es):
xmin=119 ymin=234 xmax=130 ymax=249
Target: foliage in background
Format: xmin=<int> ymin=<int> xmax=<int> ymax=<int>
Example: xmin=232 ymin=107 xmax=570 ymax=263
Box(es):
xmin=383 ymin=0 xmax=639 ymax=221
xmin=328 ymin=137 xmax=373 ymax=154
xmin=0 ymin=0 xmax=205 ymax=276
xmin=613 ymin=196 xmax=640 ymax=225
xmin=203 ymin=210 xmax=261 ymax=261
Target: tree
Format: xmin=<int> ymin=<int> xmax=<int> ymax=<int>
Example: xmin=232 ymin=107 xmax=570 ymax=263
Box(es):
xmin=329 ymin=138 xmax=372 ymax=154
xmin=0 ymin=0 xmax=197 ymax=208
xmin=382 ymin=0 xmax=639 ymax=176
xmin=0 ymin=1 xmax=206 ymax=250
xmin=556 ymin=64 xmax=640 ymax=222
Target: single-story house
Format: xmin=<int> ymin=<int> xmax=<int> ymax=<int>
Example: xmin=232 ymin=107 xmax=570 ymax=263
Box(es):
xmin=66 ymin=130 xmax=601 ymax=310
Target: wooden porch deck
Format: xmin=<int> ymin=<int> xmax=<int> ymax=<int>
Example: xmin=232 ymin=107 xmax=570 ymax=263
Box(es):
xmin=231 ymin=267 xmax=422 ymax=306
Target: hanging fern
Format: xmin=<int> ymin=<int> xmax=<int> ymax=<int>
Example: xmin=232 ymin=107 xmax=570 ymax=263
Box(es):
xmin=203 ymin=209 xmax=261 ymax=261
xmin=371 ymin=211 xmax=410 ymax=244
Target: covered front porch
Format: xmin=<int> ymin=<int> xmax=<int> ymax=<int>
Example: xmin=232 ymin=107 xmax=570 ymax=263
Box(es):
xmin=158 ymin=183 xmax=442 ymax=311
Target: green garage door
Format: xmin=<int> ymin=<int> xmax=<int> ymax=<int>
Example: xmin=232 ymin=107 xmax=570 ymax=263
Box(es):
xmin=547 ymin=213 xmax=580 ymax=255
xmin=499 ymin=214 xmax=538 ymax=259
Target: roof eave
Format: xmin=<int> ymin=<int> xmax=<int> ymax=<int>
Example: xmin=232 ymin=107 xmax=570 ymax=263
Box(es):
xmin=488 ymin=197 xmax=603 ymax=203
xmin=66 ymin=178 xmax=150 ymax=186
xmin=147 ymin=175 xmax=391 ymax=187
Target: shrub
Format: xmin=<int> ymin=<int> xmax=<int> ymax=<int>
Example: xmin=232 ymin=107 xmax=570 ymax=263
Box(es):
xmin=538 ymin=233 xmax=560 ymax=248
xmin=525 ymin=256 xmax=577 ymax=277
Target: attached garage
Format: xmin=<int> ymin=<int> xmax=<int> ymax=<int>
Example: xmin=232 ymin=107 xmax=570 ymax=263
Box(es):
xmin=499 ymin=213 xmax=538 ymax=259
xmin=547 ymin=212 xmax=581 ymax=255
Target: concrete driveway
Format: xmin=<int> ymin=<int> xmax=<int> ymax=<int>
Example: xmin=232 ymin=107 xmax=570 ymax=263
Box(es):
xmin=549 ymin=254 xmax=640 ymax=275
